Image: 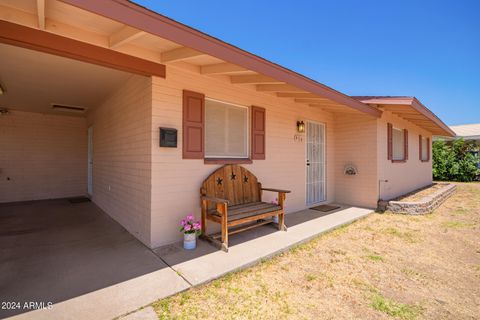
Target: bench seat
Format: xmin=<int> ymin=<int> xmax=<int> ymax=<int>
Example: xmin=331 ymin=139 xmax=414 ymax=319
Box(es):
xmin=209 ymin=202 xmax=282 ymax=221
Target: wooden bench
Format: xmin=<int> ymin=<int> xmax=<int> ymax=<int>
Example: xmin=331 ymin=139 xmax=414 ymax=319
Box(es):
xmin=200 ymin=164 xmax=290 ymax=252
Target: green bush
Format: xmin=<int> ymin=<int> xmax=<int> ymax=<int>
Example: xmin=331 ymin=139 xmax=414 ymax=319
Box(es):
xmin=432 ymin=138 xmax=479 ymax=182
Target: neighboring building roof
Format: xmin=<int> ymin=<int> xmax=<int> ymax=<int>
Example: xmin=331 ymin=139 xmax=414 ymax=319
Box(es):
xmin=352 ymin=96 xmax=455 ymax=137
xmin=450 ymin=123 xmax=480 ymax=140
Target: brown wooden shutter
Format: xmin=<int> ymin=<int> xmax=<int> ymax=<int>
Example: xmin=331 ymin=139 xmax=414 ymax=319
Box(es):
xmin=404 ymin=129 xmax=409 ymax=160
xmin=182 ymin=90 xmax=205 ymax=159
xmin=427 ymin=137 xmax=430 ymax=161
xmin=419 ymin=135 xmax=423 ymax=161
xmin=251 ymin=106 xmax=266 ymax=160
xmin=387 ymin=123 xmax=393 ymax=160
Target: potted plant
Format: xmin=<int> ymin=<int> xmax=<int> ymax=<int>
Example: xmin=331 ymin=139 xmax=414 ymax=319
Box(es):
xmin=180 ymin=214 xmax=201 ymax=250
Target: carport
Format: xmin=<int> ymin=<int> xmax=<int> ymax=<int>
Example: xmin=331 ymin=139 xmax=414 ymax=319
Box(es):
xmin=0 ymin=33 xmax=185 ymax=319
xmin=0 ymin=199 xmax=188 ymax=319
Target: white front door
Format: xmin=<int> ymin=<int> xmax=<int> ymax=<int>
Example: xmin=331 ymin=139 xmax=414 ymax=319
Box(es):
xmin=306 ymin=121 xmax=326 ymax=205
xmin=87 ymin=126 xmax=93 ymax=196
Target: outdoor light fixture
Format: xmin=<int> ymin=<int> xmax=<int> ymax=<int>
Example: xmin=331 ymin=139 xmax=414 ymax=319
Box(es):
xmin=297 ymin=121 xmax=305 ymax=133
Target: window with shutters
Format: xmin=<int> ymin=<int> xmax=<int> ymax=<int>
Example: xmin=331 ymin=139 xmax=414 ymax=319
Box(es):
xmin=420 ymin=136 xmax=430 ymax=161
xmin=392 ymin=128 xmax=405 ymax=161
xmin=205 ymin=98 xmax=249 ymax=158
xmin=388 ymin=124 xmax=408 ymax=162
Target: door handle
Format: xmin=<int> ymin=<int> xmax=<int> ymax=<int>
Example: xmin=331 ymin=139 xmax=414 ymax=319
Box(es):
xmin=306 ymin=160 xmax=310 ymax=166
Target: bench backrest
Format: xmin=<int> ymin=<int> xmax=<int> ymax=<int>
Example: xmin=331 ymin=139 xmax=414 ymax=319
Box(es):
xmin=200 ymin=164 xmax=261 ymax=209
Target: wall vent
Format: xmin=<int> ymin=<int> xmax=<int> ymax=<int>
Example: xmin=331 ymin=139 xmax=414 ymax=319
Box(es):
xmin=51 ymin=104 xmax=87 ymax=113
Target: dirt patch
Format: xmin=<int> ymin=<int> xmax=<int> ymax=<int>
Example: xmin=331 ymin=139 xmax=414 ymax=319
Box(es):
xmin=152 ymin=183 xmax=480 ymax=319
xmin=396 ymin=183 xmax=447 ymax=202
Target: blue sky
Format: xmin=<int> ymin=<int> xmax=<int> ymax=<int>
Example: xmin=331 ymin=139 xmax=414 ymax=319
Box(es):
xmin=134 ymin=0 xmax=479 ymax=125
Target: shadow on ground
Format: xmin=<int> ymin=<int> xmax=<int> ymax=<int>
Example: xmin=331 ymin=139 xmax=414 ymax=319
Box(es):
xmin=0 ymin=199 xmax=166 ymax=318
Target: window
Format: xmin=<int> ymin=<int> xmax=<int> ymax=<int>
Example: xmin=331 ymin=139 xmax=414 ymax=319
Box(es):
xmin=205 ymin=98 xmax=249 ymax=158
xmin=387 ymin=123 xmax=408 ymax=162
xmin=392 ymin=128 xmax=405 ymax=160
xmin=419 ymin=135 xmax=430 ymax=161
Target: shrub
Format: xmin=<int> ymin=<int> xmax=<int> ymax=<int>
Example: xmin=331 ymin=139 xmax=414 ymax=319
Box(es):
xmin=433 ymin=138 xmax=479 ymax=182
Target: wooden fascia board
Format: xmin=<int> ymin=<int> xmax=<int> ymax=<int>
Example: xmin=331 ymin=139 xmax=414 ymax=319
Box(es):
xmin=0 ymin=20 xmax=166 ymax=78
xmin=59 ymin=0 xmax=382 ymax=118
xmin=410 ymin=98 xmax=456 ymax=137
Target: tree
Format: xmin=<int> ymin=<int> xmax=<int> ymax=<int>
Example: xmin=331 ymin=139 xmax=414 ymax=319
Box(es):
xmin=432 ymin=138 xmax=479 ymax=182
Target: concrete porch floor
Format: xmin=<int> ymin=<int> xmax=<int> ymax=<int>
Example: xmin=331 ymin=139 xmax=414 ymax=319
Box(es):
xmin=0 ymin=200 xmax=371 ymax=320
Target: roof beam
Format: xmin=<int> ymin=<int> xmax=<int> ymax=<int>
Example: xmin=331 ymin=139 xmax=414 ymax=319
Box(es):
xmin=256 ymin=84 xmax=307 ymax=93
xmin=200 ymin=63 xmax=247 ymax=74
xmin=309 ymin=103 xmax=345 ymax=108
xmin=161 ymin=46 xmax=205 ymax=63
xmin=231 ymin=75 xmax=283 ymax=84
xmin=277 ymin=92 xmax=322 ymax=98
xmin=294 ymin=98 xmax=331 ymax=103
xmin=109 ymin=25 xmax=145 ymax=48
xmin=0 ymin=20 xmax=166 ymax=78
xmin=36 ymin=0 xmax=45 ymax=30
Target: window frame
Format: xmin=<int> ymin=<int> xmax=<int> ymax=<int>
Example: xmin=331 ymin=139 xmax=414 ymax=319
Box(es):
xmin=392 ymin=127 xmax=406 ymax=162
xmin=388 ymin=123 xmax=408 ymax=163
xmin=419 ymin=135 xmax=430 ymax=162
xmin=203 ymin=97 xmax=251 ymax=163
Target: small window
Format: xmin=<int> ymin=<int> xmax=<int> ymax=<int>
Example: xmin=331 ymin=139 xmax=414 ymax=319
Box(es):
xmin=420 ymin=136 xmax=429 ymax=161
xmin=205 ymin=98 xmax=249 ymax=158
xmin=392 ymin=128 xmax=405 ymax=161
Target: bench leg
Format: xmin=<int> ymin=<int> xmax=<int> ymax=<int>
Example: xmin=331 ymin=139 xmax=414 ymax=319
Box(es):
xmin=219 ymin=203 xmax=228 ymax=251
xmin=221 ymin=217 xmax=228 ymax=251
xmin=201 ymin=200 xmax=207 ymax=236
xmin=278 ymin=212 xmax=286 ymax=231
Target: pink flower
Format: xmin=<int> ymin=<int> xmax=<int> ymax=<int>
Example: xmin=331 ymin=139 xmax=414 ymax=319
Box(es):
xmin=186 ymin=214 xmax=194 ymax=221
xmin=193 ymin=222 xmax=201 ymax=230
xmin=184 ymin=224 xmax=191 ymax=231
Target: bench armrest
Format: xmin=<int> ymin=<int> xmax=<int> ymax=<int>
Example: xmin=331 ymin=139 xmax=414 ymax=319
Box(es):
xmin=201 ymin=196 xmax=230 ymax=204
xmin=261 ymin=188 xmax=291 ymax=194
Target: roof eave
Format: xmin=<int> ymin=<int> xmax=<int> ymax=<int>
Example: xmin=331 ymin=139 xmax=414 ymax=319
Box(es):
xmin=410 ymin=98 xmax=456 ymax=137
xmin=59 ymin=0 xmax=382 ymax=118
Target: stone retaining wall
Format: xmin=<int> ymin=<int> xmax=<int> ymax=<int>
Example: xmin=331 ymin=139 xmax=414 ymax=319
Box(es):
xmin=381 ymin=183 xmax=456 ymax=215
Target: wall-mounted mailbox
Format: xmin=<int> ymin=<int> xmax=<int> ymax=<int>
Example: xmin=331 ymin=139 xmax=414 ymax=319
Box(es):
xmin=160 ymin=127 xmax=177 ymax=148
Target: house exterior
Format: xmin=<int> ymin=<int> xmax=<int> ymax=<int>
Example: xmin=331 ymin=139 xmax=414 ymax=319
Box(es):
xmin=0 ymin=0 xmax=454 ymax=248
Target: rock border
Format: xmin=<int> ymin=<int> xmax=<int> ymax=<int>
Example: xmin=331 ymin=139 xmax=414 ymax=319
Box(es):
xmin=379 ymin=183 xmax=456 ymax=215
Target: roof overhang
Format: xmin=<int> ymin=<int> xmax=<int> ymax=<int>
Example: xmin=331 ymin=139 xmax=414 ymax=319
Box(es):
xmin=0 ymin=20 xmax=166 ymax=78
xmin=50 ymin=0 xmax=380 ymax=117
xmin=353 ymin=96 xmax=455 ymax=137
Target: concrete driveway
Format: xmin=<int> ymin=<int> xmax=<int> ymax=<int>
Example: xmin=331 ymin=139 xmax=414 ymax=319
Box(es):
xmin=0 ymin=199 xmax=189 ymax=320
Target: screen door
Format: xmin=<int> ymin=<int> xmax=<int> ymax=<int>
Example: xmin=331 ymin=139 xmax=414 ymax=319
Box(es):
xmin=306 ymin=121 xmax=326 ymax=204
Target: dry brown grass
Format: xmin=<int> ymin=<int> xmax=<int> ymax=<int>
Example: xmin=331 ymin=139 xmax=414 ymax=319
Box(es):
xmin=396 ymin=183 xmax=446 ymax=202
xmin=152 ymin=183 xmax=480 ymax=320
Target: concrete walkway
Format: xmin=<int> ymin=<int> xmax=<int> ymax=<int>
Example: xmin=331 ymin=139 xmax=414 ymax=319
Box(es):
xmin=3 ymin=202 xmax=371 ymax=320
xmin=154 ymin=206 xmax=372 ymax=286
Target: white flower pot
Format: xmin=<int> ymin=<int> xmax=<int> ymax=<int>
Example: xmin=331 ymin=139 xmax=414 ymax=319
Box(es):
xmin=183 ymin=233 xmax=196 ymax=250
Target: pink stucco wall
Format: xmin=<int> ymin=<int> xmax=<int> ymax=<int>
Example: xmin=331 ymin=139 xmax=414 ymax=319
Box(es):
xmin=87 ymin=75 xmax=153 ymax=246
xmin=149 ymin=67 xmax=339 ymax=247
xmin=377 ymin=110 xmax=433 ymax=200
xmin=0 ymin=110 xmax=87 ymax=202
xmin=333 ymin=113 xmax=379 ymax=208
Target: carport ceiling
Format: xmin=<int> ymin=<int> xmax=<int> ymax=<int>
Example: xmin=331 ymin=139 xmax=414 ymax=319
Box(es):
xmin=0 ymin=43 xmax=133 ymax=116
